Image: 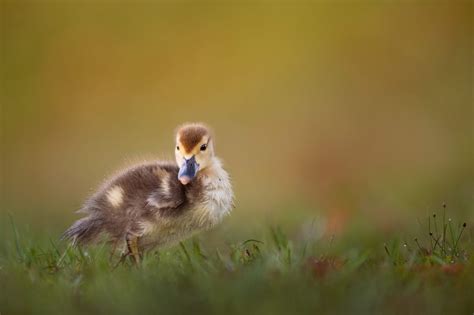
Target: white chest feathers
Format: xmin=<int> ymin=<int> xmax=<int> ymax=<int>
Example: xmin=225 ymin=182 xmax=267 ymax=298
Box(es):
xmin=192 ymin=159 xmax=234 ymax=228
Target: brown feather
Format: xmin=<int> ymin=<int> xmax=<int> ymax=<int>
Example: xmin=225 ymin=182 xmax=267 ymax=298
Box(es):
xmin=62 ymin=161 xmax=204 ymax=246
xmin=177 ymin=124 xmax=209 ymax=153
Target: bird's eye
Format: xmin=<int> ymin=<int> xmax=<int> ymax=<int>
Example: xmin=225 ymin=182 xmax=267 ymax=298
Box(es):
xmin=200 ymin=144 xmax=207 ymax=151
xmin=176 ymin=146 xmax=180 ymax=151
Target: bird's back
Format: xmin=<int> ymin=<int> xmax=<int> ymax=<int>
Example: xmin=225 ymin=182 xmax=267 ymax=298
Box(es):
xmin=63 ymin=161 xmax=186 ymax=244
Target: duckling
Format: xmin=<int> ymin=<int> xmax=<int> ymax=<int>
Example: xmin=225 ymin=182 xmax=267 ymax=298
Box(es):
xmin=62 ymin=123 xmax=234 ymax=263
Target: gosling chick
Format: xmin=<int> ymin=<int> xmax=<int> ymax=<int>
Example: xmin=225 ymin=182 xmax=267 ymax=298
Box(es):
xmin=62 ymin=123 xmax=234 ymax=263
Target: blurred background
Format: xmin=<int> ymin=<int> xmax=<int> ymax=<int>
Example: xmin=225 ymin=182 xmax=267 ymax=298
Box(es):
xmin=1 ymin=1 xmax=473 ymax=239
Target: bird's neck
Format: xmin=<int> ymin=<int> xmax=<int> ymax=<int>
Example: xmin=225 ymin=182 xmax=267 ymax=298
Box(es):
xmin=200 ymin=157 xmax=224 ymax=177
xmin=195 ymin=157 xmax=233 ymax=226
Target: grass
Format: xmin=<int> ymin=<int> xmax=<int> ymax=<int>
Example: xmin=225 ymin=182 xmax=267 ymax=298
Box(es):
xmin=1 ymin=210 xmax=473 ymax=315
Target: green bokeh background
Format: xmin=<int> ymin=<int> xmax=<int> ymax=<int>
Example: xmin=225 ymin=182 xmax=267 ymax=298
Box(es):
xmin=1 ymin=1 xmax=473 ymax=236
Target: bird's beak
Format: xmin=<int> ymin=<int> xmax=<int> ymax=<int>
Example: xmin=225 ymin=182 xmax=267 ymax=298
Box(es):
xmin=178 ymin=155 xmax=199 ymax=185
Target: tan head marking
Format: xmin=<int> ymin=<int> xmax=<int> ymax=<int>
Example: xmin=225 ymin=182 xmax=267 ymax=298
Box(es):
xmin=177 ymin=124 xmax=209 ymax=153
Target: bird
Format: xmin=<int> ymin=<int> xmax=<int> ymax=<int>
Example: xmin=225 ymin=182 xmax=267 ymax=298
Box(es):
xmin=62 ymin=123 xmax=234 ymax=264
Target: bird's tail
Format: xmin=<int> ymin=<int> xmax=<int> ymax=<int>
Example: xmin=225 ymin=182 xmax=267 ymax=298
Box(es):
xmin=61 ymin=216 xmax=104 ymax=245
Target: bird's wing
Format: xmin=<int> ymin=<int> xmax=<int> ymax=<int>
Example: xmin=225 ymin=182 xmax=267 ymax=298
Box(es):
xmin=146 ymin=166 xmax=186 ymax=211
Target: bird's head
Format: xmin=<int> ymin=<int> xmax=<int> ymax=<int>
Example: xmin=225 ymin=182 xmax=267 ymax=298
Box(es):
xmin=175 ymin=123 xmax=215 ymax=185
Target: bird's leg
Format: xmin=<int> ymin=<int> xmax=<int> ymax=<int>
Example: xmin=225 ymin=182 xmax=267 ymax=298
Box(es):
xmin=126 ymin=236 xmax=141 ymax=265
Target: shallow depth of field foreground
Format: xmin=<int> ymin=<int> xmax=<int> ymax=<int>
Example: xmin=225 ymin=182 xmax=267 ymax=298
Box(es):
xmin=1 ymin=1 xmax=473 ymax=315
xmin=1 ymin=209 xmax=474 ymax=314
